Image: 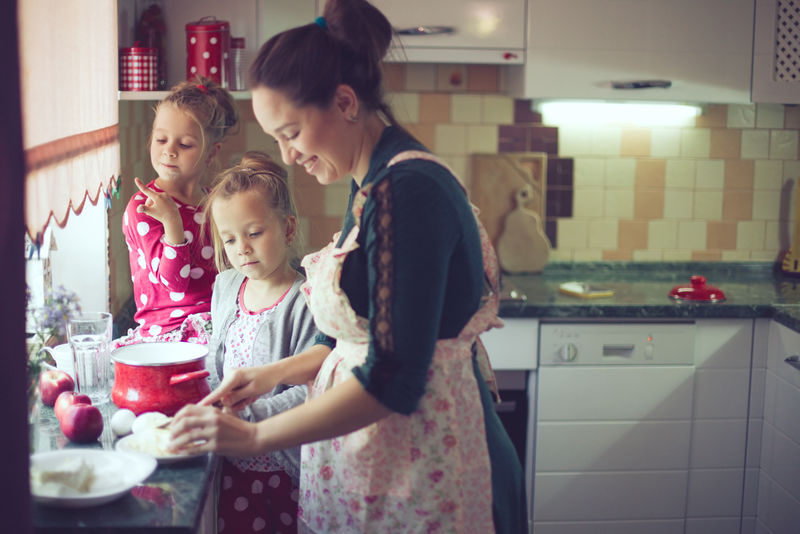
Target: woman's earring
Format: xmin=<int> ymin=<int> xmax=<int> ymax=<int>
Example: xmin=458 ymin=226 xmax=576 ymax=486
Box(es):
xmin=348 ymin=114 xmax=357 ymax=123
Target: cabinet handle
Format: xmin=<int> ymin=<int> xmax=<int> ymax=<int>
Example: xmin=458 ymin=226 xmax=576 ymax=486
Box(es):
xmin=396 ymin=26 xmax=455 ymax=36
xmin=611 ymin=80 xmax=672 ymax=90
xmin=786 ymin=355 xmax=800 ymax=371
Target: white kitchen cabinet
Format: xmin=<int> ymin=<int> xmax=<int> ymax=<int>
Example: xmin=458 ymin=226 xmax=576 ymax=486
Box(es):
xmin=533 ymin=319 xmax=753 ymax=533
xmin=752 ymin=0 xmax=800 ymax=104
xmin=753 ymin=320 xmax=800 ymax=534
xmin=508 ymin=0 xmax=754 ymax=103
xmin=318 ymin=0 xmax=526 ymax=64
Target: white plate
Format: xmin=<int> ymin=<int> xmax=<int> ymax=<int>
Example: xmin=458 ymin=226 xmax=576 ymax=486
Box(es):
xmin=30 ymin=449 xmax=157 ymax=508
xmin=115 ymin=433 xmax=207 ymax=464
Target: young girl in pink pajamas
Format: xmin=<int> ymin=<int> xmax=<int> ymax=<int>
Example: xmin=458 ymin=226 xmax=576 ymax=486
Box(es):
xmin=115 ymin=78 xmax=239 ymax=347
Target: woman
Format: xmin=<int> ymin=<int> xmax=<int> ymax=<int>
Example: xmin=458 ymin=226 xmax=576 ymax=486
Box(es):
xmin=169 ymin=1 xmax=527 ymax=532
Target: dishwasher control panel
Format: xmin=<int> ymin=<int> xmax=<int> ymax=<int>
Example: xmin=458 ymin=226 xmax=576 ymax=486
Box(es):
xmin=539 ymin=322 xmax=695 ymax=366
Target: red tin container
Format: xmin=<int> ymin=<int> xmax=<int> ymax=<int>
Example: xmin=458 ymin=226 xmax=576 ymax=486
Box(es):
xmin=185 ymin=16 xmax=230 ymax=86
xmin=119 ymin=45 xmax=158 ymax=91
xmin=111 ymin=342 xmax=211 ymax=416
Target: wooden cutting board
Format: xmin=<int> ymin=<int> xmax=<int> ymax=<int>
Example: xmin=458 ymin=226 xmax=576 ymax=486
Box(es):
xmin=468 ymin=152 xmax=551 ymax=273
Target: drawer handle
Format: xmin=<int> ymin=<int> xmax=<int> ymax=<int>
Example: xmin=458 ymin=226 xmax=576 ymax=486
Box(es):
xmin=396 ymin=25 xmax=455 ymax=36
xmin=611 ymin=80 xmax=672 ymax=90
xmin=786 ymin=355 xmax=800 ymax=371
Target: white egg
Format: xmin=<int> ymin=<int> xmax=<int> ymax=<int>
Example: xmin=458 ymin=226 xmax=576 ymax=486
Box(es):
xmin=131 ymin=411 xmax=171 ymax=435
xmin=110 ymin=409 xmax=137 ymax=436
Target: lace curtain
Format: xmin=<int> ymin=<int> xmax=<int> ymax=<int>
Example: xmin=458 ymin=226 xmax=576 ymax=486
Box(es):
xmin=19 ymin=0 xmax=119 ymax=240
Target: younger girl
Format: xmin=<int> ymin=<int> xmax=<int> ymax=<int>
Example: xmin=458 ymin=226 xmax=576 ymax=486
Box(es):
xmin=116 ymin=78 xmax=239 ymax=347
xmin=203 ymin=151 xmax=320 ymax=533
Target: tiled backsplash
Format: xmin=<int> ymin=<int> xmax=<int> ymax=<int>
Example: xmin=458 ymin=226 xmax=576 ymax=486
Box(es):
xmin=114 ymin=63 xmax=800 ymax=310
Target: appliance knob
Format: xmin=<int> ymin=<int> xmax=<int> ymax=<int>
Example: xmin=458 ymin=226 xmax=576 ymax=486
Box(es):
xmin=559 ymin=343 xmax=578 ymax=362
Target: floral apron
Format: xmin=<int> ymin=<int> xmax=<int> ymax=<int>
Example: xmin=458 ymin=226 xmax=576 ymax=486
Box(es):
xmin=298 ymin=151 xmax=503 ymax=533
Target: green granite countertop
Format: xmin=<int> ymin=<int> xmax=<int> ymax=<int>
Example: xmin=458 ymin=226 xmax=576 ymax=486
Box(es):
xmin=499 ymin=262 xmax=800 ymax=333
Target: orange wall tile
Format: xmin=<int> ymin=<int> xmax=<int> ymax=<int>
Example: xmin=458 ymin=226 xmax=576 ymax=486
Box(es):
xmin=707 ymin=221 xmax=738 ymax=249
xmin=635 ymin=159 xmax=666 ymax=188
xmin=418 ymin=94 xmax=451 ymax=124
xmin=618 ymin=220 xmax=648 ymax=249
xmin=710 ymin=129 xmax=741 ymax=159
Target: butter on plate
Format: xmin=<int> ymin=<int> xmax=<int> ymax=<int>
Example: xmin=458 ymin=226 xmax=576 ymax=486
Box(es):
xmin=31 ymin=458 xmax=96 ymax=496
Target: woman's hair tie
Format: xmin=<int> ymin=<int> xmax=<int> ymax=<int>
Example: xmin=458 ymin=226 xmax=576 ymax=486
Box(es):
xmin=314 ymin=16 xmax=327 ymax=30
xmin=196 ymin=84 xmax=208 ymax=94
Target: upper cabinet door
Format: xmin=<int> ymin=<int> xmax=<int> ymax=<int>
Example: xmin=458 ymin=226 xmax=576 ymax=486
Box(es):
xmin=752 ymin=0 xmax=800 ymax=104
xmin=511 ymin=0 xmax=754 ymax=103
xmin=319 ymin=0 xmax=527 ymax=64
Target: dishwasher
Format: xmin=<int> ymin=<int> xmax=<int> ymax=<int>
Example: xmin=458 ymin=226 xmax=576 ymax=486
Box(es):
xmin=534 ymin=321 xmax=696 ymax=534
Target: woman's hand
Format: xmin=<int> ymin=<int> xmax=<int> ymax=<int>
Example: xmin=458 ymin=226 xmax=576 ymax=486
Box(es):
xmin=168 ymin=404 xmax=261 ymax=457
xmin=134 ymin=178 xmax=184 ymax=245
xmin=200 ymin=366 xmax=279 ymax=411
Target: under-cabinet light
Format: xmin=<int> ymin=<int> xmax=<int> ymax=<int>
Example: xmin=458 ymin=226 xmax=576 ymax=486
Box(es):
xmin=536 ymin=101 xmax=703 ymax=127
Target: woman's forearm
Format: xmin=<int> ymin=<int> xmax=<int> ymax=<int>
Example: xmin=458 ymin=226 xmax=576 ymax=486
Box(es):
xmin=271 ymin=343 xmax=331 ymax=386
xmin=253 ymin=376 xmax=392 ymax=452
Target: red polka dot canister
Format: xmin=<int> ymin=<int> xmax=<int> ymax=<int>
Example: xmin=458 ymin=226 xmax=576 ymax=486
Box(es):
xmin=185 ymin=16 xmax=230 ymax=86
xmin=119 ymin=45 xmax=158 ymax=91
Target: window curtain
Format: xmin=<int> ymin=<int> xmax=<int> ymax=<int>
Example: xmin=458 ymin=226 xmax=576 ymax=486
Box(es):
xmin=19 ymin=0 xmax=119 ymax=240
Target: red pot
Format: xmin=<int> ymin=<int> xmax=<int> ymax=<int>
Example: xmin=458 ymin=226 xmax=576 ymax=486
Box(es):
xmin=111 ymin=342 xmax=211 ymax=416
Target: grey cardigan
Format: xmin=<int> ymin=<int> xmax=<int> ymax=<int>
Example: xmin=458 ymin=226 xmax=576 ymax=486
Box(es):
xmin=207 ymin=269 xmax=320 ymax=479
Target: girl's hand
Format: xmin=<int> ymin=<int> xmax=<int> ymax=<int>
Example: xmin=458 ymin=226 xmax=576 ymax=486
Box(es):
xmin=134 ymin=178 xmax=184 ymax=245
xmin=168 ymin=404 xmax=261 ymax=457
xmin=200 ymin=366 xmax=279 ymax=411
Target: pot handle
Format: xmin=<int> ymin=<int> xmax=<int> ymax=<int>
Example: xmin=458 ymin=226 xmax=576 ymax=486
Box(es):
xmin=169 ymin=370 xmax=210 ymax=386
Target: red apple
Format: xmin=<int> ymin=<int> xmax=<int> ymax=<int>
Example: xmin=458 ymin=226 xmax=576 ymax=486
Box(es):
xmin=54 ymin=391 xmax=92 ymax=421
xmin=39 ymin=369 xmax=75 ymax=406
xmin=59 ymin=403 xmax=103 ymax=443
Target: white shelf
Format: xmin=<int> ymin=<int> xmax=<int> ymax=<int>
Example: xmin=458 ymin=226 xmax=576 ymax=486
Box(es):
xmin=118 ymin=90 xmax=252 ymax=101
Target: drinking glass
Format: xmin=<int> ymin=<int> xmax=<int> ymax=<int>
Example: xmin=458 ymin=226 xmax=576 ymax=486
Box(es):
xmin=67 ymin=312 xmax=112 ymax=404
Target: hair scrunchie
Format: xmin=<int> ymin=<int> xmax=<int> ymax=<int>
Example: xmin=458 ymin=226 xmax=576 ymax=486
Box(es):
xmin=314 ymin=16 xmax=328 ymax=30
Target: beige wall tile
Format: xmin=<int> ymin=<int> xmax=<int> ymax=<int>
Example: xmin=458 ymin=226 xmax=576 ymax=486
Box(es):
xmin=634 ymin=190 xmax=665 ymax=219
xmin=756 ymin=104 xmax=785 ymax=129
xmin=588 ymin=219 xmax=618 ymax=249
xmin=710 ymin=129 xmax=741 ymax=159
xmin=754 ymin=160 xmax=785 ymax=189
xmin=695 ymin=160 xmax=725 ymax=189
xmin=633 ymin=249 xmax=663 ymax=260
xmin=664 ymin=190 xmax=694 ymax=219
xmin=620 ymin=128 xmax=651 ymax=157
xmin=770 ymin=130 xmax=799 ymax=160
xmin=663 ymin=250 xmax=693 ymax=261
xmin=707 ymin=221 xmax=738 ymax=249
xmin=481 ymin=95 xmax=513 ymax=124
xmin=451 ymin=94 xmax=482 ymax=123
xmin=434 ymin=124 xmax=467 ymax=155
xmin=605 ymin=189 xmax=635 ymax=218
xmin=786 ymin=106 xmax=800 ymax=129
xmin=604 ymin=159 xmax=636 ymax=187
xmin=388 ymin=93 xmax=419 ymax=124
xmin=680 ymin=128 xmax=711 ymax=158
xmin=573 ymin=249 xmax=604 ymax=261
xmin=618 ymin=220 xmax=648 ymax=249
xmin=678 ymin=221 xmax=707 ymax=250
xmin=574 ymin=158 xmax=605 ymax=187
xmin=751 ymin=250 xmax=779 ymax=261
xmin=590 ymin=126 xmax=622 ymax=156
xmin=405 ymin=64 xmax=437 ymax=92
xmin=765 ymin=221 xmax=782 ymax=251
xmin=752 ymin=190 xmax=782 ymax=220
xmin=447 ymin=155 xmax=468 ymax=182
xmin=648 ymin=219 xmax=678 ymax=248
xmin=467 ymin=125 xmax=498 ymax=153
xmin=323 ymin=183 xmax=350 ymax=217
xmin=557 ymin=218 xmax=589 ymax=248
xmin=467 ymin=65 xmax=500 ymax=93
xmin=418 ymin=94 xmax=451 ymax=124
xmin=785 ymin=161 xmax=800 ymax=183
xmin=573 ymin=188 xmax=604 ymax=218
xmin=650 ymin=128 xmax=681 ymax=157
xmin=722 ymin=250 xmax=752 ymax=260
xmin=549 ymin=248 xmax=574 ymax=261
xmin=405 ymin=124 xmax=436 ymax=150
xmin=558 ymin=126 xmax=592 ymax=157
xmin=737 ymin=220 xmax=766 ymax=250
xmin=692 ymin=250 xmax=722 ymax=261
xmin=725 ymin=160 xmax=755 ymax=189
xmin=727 ymin=104 xmax=756 ymax=128
xmin=636 ymin=159 xmax=666 ymax=188
xmin=696 ymin=105 xmax=728 ymax=128
xmin=665 ymin=159 xmax=695 ymax=188
xmin=694 ymin=191 xmax=723 ymax=220
xmin=741 ymin=130 xmax=770 ymax=159
xmin=723 ymin=191 xmax=753 ymax=220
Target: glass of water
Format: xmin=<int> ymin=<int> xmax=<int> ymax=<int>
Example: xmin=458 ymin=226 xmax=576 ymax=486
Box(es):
xmin=67 ymin=312 xmax=112 ymax=404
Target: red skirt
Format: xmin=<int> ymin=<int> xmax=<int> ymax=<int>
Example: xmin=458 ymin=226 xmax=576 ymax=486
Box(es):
xmin=218 ymin=458 xmax=299 ymax=533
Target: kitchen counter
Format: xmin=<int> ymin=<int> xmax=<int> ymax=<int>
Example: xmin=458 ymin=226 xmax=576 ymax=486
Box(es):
xmin=31 ymin=402 xmax=216 ymax=533
xmin=499 ymin=261 xmax=800 ymax=333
